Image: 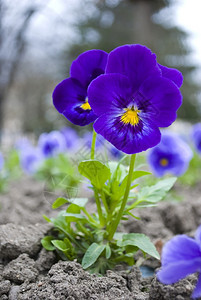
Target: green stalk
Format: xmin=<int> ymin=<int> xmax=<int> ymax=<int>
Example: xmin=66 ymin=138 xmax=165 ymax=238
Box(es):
xmin=82 ymin=207 xmax=99 ymax=226
xmin=100 ymin=189 xmax=109 ymax=214
xmin=91 ymin=130 xmax=97 ymax=160
xmin=77 ymin=221 xmax=92 ymax=237
xmin=107 ymin=154 xmax=136 ymax=240
xmin=94 ymin=190 xmax=105 ymax=227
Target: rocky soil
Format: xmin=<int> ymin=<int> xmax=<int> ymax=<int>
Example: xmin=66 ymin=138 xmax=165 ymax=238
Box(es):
xmin=0 ymin=176 xmax=201 ymax=299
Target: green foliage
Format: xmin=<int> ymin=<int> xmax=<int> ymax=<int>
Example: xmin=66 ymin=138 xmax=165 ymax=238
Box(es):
xmin=116 ymin=233 xmax=160 ymax=260
xmin=36 ymin=153 xmax=80 ymax=192
xmin=41 ymin=236 xmax=55 ymax=251
xmin=179 ymin=151 xmax=201 ymax=186
xmin=0 ymin=150 xmax=22 ymax=193
xmin=42 ymin=154 xmax=176 ymax=274
xmin=127 ymin=177 xmax=177 ymax=209
xmin=78 ymin=160 xmax=111 ymax=189
xmin=4 ymin=149 xmax=22 ymax=179
xmin=82 ymin=243 xmax=106 ymax=269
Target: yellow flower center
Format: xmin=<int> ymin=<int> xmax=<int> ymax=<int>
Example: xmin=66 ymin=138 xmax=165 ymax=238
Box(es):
xmin=121 ymin=108 xmax=140 ymax=126
xmin=160 ymin=158 xmax=169 ymax=166
xmin=80 ymin=98 xmax=91 ymax=110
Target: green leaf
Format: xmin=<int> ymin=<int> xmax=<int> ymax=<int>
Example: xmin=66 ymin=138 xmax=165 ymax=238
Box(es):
xmin=52 ymin=197 xmax=68 ymax=209
xmin=124 ymin=211 xmax=141 ymax=220
xmin=63 ymin=238 xmax=73 ymax=251
xmin=132 ymin=170 xmax=151 ymax=180
xmin=67 ymin=203 xmax=81 ymax=214
xmin=78 ymin=160 xmax=111 ymax=189
xmin=62 ymin=212 xmax=87 ymax=222
xmin=113 ymin=232 xmax=125 ymax=241
xmin=41 ymin=236 xmax=55 ymax=251
xmin=52 ymin=197 xmax=88 ymax=209
xmin=113 ymin=254 xmax=134 ymax=266
xmin=43 ymin=214 xmax=51 ymax=223
xmin=137 ymin=177 xmax=177 ymax=204
xmin=108 ymin=161 xmax=128 ymax=182
xmin=52 ymin=239 xmax=68 ymax=251
xmin=117 ymin=233 xmax=160 ymax=260
xmin=68 ymin=198 xmax=88 ymax=207
xmin=50 ymin=214 xmax=75 ymax=239
xmin=105 ymin=244 xmax=111 ymax=259
xmin=82 ymin=243 xmax=106 ymax=269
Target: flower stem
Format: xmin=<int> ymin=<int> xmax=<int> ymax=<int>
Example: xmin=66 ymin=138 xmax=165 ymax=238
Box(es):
xmin=107 ymin=154 xmax=136 ymax=240
xmin=94 ymin=189 xmax=105 ymax=227
xmin=91 ymin=130 xmax=97 ymax=160
xmin=100 ymin=189 xmax=109 ymax=213
xmin=82 ymin=207 xmax=99 ymax=226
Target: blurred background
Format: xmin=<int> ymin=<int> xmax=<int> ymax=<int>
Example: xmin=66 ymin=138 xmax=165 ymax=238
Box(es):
xmin=1 ymin=0 xmax=201 ymax=147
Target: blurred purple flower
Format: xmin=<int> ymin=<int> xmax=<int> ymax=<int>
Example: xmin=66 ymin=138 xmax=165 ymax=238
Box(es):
xmin=157 ymin=225 xmax=201 ymax=299
xmin=53 ymin=50 xmax=108 ymax=126
xmin=0 ymin=152 xmax=4 ymax=170
xmin=15 ymin=137 xmax=33 ymax=151
xmin=38 ymin=131 xmax=66 ymax=158
xmin=110 ymin=144 xmax=123 ymax=159
xmin=82 ymin=131 xmax=105 ymax=149
xmin=60 ymin=127 xmax=79 ymax=150
xmin=88 ymin=44 xmax=182 ymax=154
xmin=192 ymin=123 xmax=201 ymax=154
xmin=147 ymin=132 xmax=192 ymax=177
xmin=20 ymin=147 xmax=44 ymax=174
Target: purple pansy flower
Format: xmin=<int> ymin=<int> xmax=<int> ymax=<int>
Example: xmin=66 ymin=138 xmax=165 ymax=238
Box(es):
xmin=15 ymin=137 xmax=33 ymax=151
xmin=88 ymin=44 xmax=183 ymax=154
xmin=20 ymin=147 xmax=44 ymax=174
xmin=53 ymin=50 xmax=108 ymax=126
xmin=147 ymin=132 xmax=193 ymax=177
xmin=38 ymin=131 xmax=66 ymax=158
xmin=192 ymin=123 xmax=201 ymax=154
xmin=157 ymin=225 xmax=201 ymax=299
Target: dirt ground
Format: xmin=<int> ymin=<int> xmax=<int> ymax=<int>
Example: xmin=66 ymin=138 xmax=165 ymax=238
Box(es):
xmin=0 ymin=176 xmax=201 ymax=299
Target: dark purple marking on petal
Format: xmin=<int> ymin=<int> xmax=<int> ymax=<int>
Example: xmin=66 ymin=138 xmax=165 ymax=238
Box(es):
xmin=93 ymin=113 xmax=161 ymax=154
xmin=106 ymin=44 xmax=161 ymax=93
xmin=62 ymin=105 xmax=97 ymax=126
xmin=88 ymin=73 xmax=133 ymax=116
xmin=158 ymin=64 xmax=183 ymax=88
xmin=138 ymin=76 xmax=182 ymax=127
xmin=70 ymin=49 xmax=108 ymax=88
xmin=53 ymin=77 xmax=97 ymax=126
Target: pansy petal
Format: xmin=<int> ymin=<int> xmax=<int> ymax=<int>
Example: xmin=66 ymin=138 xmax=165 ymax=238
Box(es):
xmin=195 ymin=225 xmax=201 ymax=246
xmin=62 ymin=105 xmax=97 ymax=126
xmin=138 ymin=76 xmax=182 ymax=127
xmin=53 ymin=78 xmax=86 ymax=113
xmin=53 ymin=78 xmax=97 ymax=126
xmin=157 ymin=258 xmax=201 ymax=285
xmin=106 ymin=44 xmax=161 ymax=93
xmin=161 ymin=235 xmax=201 ymax=267
xmin=93 ymin=113 xmax=161 ymax=154
xmin=88 ymin=73 xmax=133 ymax=116
xmin=70 ymin=50 xmax=108 ymax=88
xmin=158 ymin=64 xmax=183 ymax=87
xmin=192 ymin=272 xmax=201 ymax=299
